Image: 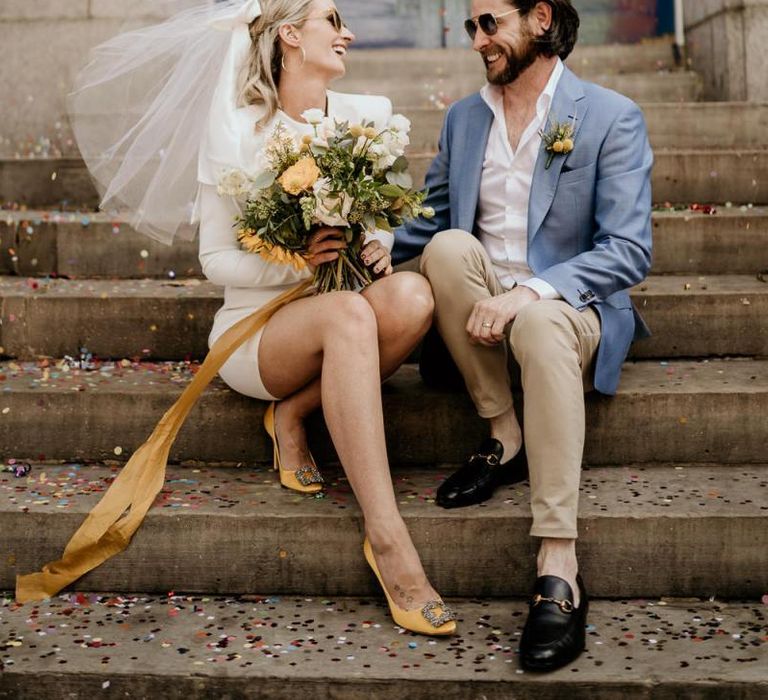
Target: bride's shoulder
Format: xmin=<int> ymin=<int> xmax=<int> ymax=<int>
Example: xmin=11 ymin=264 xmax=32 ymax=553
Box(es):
xmin=328 ymin=90 xmax=393 ymax=128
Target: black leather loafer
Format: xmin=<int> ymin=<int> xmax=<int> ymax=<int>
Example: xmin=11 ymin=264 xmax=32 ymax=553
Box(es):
xmin=519 ymin=574 xmax=588 ymax=672
xmin=435 ymin=438 xmax=528 ymax=509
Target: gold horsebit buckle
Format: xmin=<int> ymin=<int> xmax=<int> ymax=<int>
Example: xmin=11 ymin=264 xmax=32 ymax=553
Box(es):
xmin=295 ymin=464 xmax=324 ymax=487
xmin=531 ymin=593 xmax=574 ymax=614
xmin=470 ymin=452 xmax=500 ymax=467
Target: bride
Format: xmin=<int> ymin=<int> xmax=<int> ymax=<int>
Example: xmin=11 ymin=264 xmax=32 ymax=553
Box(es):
xmin=16 ymin=0 xmax=455 ymax=635
xmin=198 ymin=0 xmax=455 ymax=634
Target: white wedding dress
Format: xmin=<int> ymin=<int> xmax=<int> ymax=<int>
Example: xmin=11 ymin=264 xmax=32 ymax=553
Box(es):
xmin=197 ymin=90 xmax=395 ymax=399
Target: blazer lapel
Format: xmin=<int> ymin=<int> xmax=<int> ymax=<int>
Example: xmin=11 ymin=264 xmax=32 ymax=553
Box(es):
xmin=457 ymin=100 xmax=493 ymax=233
xmin=528 ymin=68 xmax=588 ymax=242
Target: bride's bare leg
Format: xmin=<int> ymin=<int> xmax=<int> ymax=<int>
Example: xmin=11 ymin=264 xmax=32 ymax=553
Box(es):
xmin=272 ymin=272 xmax=433 ymax=467
xmin=258 ymin=275 xmax=437 ymax=606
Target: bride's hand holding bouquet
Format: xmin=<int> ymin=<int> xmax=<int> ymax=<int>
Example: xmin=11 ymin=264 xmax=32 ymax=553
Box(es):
xmin=304 ymin=228 xmax=393 ymax=278
xmin=217 ymin=109 xmax=429 ymax=292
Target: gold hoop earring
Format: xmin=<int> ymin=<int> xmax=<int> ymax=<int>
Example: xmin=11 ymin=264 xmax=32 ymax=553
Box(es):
xmin=281 ymin=46 xmax=306 ymax=72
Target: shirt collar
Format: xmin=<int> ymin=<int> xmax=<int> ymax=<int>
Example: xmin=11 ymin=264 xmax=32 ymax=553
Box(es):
xmin=480 ymin=57 xmax=564 ymax=124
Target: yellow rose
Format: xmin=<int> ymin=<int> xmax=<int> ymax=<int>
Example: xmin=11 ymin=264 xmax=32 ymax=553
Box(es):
xmin=364 ymin=127 xmax=378 ymax=140
xmin=349 ymin=124 xmax=365 ymax=138
xmin=562 ymin=138 xmax=574 ymax=153
xmin=278 ymin=157 xmax=321 ymax=195
xmin=301 ymin=134 xmax=313 ymax=144
xmin=552 ymin=140 xmax=565 ymax=153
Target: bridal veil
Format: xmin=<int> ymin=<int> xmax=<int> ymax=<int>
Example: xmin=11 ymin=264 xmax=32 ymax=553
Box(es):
xmin=68 ymin=0 xmax=264 ymax=244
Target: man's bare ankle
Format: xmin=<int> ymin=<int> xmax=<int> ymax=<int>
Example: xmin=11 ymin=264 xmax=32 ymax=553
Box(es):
xmin=488 ymin=409 xmax=523 ymax=460
xmin=537 ymin=539 xmax=580 ymax=602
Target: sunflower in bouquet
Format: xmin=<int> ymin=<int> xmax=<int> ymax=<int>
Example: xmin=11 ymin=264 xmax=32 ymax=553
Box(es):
xmin=217 ymin=109 xmax=433 ymax=293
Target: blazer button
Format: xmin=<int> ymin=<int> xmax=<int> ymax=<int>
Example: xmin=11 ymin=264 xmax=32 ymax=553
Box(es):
xmin=579 ymin=290 xmax=595 ymax=303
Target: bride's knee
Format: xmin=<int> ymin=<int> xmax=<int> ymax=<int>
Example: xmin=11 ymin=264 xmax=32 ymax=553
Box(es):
xmin=326 ymin=291 xmax=378 ymax=337
xmin=388 ymin=272 xmax=435 ymax=322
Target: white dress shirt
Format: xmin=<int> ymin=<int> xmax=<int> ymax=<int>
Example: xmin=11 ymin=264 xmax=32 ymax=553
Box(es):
xmin=476 ymin=59 xmax=564 ymax=299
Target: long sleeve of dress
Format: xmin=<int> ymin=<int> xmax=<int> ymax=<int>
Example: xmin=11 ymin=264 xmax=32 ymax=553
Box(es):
xmin=198 ymin=184 xmax=311 ymax=288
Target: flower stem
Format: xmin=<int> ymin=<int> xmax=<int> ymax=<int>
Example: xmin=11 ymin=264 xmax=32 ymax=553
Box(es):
xmin=342 ymin=253 xmax=372 ymax=288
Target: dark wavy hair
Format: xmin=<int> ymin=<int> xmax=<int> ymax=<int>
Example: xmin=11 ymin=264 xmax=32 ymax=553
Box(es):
xmin=507 ymin=0 xmax=580 ymax=60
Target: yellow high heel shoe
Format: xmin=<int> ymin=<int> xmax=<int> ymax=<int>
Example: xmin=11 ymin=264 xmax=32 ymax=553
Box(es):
xmin=263 ymin=402 xmax=324 ymax=494
xmin=363 ymin=538 xmax=457 ymax=636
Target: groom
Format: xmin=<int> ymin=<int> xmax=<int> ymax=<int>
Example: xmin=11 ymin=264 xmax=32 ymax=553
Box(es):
xmin=393 ymin=0 xmax=653 ymax=671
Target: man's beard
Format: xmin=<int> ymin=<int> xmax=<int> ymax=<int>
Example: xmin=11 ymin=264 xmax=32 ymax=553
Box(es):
xmin=485 ymin=33 xmax=539 ymax=86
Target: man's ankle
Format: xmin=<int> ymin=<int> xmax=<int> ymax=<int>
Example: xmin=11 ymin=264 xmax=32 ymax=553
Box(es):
xmin=537 ymin=539 xmax=580 ymax=605
xmin=488 ymin=408 xmax=522 ymax=460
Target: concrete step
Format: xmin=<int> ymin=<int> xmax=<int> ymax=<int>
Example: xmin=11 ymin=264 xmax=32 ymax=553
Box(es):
xmin=40 ymin=101 xmax=766 ymax=159
xmin=1 ymin=275 xmax=765 ymax=361
xmin=0 ymin=210 xmax=201 ymax=279
xmin=3 ymin=148 xmax=766 ymax=210
xmin=630 ymin=274 xmax=768 ymax=358
xmin=1 ymin=595 xmax=764 ymax=699
xmin=0 ymin=359 xmax=765 ymax=465
xmin=405 ymin=102 xmax=768 ymax=152
xmin=0 ymin=158 xmax=94 ymax=209
xmin=3 ymin=208 xmax=768 ymax=279
xmin=336 ymin=71 xmax=703 ymax=108
xmin=343 ymin=41 xmax=680 ymax=82
xmin=3 ymin=463 xmax=767 ymax=597
xmin=650 ymin=207 xmax=768 ymax=275
xmin=0 ymin=38 xmax=682 ymax=160
xmin=410 ymin=149 xmax=768 ymax=206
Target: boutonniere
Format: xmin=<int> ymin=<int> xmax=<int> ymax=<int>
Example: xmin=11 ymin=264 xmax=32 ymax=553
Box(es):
xmin=539 ymin=119 xmax=575 ymax=169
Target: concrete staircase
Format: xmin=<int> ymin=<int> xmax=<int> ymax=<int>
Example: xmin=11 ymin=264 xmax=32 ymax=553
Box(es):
xmin=1 ymin=40 xmax=767 ymax=697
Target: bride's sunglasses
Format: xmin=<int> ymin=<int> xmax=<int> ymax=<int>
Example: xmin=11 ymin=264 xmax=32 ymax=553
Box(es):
xmin=464 ymin=8 xmax=521 ymax=40
xmin=306 ymin=9 xmax=346 ymax=33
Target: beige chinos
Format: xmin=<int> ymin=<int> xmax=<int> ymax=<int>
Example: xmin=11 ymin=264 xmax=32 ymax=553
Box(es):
xmin=421 ymin=229 xmax=602 ymax=539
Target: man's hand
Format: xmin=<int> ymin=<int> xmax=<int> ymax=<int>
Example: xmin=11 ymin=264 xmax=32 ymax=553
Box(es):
xmin=467 ymin=286 xmax=540 ymax=346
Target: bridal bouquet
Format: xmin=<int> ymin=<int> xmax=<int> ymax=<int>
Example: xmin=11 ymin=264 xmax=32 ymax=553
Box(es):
xmin=218 ymin=109 xmax=433 ymax=293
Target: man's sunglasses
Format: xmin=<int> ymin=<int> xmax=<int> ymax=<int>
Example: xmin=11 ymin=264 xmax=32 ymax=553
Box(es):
xmin=306 ymin=9 xmax=346 ymax=33
xmin=464 ymin=8 xmax=521 ymax=40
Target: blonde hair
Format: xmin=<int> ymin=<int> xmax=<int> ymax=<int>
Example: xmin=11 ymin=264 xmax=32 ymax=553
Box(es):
xmin=240 ymin=0 xmax=315 ymax=129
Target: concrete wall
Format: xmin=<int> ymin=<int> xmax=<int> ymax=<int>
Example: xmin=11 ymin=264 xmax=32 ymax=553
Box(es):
xmin=684 ymin=0 xmax=768 ymax=101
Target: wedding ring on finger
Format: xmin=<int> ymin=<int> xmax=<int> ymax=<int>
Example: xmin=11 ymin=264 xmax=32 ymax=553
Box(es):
xmin=482 ymin=321 xmax=493 ymax=328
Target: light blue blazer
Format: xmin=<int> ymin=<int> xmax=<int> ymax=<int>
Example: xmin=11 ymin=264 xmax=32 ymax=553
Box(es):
xmin=394 ymin=66 xmax=654 ymax=395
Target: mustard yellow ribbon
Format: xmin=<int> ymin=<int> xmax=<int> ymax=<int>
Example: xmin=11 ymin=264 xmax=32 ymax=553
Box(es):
xmin=15 ymin=280 xmax=313 ymax=604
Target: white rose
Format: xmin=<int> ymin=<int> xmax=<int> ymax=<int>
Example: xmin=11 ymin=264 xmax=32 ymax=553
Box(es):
xmin=382 ymin=131 xmax=408 ymax=157
xmin=313 ymin=178 xmax=353 ymax=227
xmin=375 ymin=154 xmax=397 ymax=172
xmin=388 ymin=114 xmax=412 ymax=135
xmin=302 ymin=108 xmax=326 ymax=125
xmin=217 ymin=169 xmax=250 ymax=197
xmin=368 ymin=142 xmax=387 ymax=158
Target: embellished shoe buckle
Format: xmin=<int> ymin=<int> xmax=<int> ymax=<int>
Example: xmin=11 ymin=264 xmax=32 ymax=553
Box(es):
xmin=531 ymin=593 xmax=574 ymax=614
xmin=421 ymin=600 xmax=457 ymax=627
xmin=295 ymin=464 xmax=324 ymax=486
